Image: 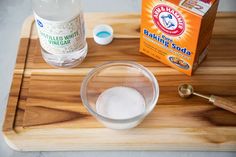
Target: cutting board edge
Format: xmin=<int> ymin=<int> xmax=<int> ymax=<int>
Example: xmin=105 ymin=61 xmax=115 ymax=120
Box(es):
xmin=2 ymin=16 xmax=34 ymax=132
xmin=2 ymin=127 xmax=236 ymax=151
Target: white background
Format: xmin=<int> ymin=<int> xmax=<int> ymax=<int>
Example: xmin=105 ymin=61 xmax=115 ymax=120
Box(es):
xmin=0 ymin=0 xmax=236 ymax=157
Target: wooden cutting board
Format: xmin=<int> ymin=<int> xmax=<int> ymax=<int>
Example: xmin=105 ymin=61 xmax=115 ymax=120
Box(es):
xmin=2 ymin=13 xmax=236 ymax=151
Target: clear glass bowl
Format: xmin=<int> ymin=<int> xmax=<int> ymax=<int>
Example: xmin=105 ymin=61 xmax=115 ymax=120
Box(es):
xmin=80 ymin=61 xmax=159 ymax=129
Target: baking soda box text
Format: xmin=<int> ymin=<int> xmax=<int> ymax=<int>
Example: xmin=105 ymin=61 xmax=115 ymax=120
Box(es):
xmin=140 ymin=0 xmax=219 ymax=76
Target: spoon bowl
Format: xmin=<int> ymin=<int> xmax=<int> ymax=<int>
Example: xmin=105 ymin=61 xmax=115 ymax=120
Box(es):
xmin=178 ymin=84 xmax=194 ymax=98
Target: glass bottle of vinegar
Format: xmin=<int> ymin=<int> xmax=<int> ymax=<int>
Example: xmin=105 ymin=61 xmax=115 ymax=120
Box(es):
xmin=32 ymin=0 xmax=87 ymax=68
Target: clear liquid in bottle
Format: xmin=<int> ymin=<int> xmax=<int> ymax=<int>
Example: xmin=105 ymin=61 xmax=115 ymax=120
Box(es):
xmin=32 ymin=0 xmax=87 ymax=68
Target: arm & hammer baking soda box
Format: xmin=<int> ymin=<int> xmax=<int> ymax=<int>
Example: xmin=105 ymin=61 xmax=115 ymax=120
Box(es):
xmin=140 ymin=0 xmax=219 ymax=76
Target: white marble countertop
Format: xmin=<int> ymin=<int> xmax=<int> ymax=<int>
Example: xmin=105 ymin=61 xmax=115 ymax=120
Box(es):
xmin=0 ymin=0 xmax=235 ymax=156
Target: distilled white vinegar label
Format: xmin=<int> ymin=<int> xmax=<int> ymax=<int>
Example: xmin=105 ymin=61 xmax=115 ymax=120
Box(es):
xmin=34 ymin=13 xmax=85 ymax=54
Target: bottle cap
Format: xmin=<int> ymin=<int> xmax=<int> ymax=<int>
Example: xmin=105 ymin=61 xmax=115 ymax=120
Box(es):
xmin=93 ymin=24 xmax=113 ymax=45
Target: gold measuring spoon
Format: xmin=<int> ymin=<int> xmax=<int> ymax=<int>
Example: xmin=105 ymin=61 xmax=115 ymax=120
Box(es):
xmin=178 ymin=84 xmax=236 ymax=114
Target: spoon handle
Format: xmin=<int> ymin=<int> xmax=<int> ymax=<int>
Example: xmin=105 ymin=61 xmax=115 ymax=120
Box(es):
xmin=193 ymin=92 xmax=210 ymax=100
xmin=209 ymin=95 xmax=236 ymax=114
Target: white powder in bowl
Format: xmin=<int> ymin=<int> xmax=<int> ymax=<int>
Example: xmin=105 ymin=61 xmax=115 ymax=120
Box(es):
xmin=96 ymin=86 xmax=146 ymax=120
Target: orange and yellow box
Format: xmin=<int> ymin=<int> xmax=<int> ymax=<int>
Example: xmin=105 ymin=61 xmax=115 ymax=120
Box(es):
xmin=140 ymin=0 xmax=219 ymax=76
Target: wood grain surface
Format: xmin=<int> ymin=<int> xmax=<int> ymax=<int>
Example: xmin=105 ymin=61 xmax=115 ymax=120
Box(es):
xmin=2 ymin=13 xmax=236 ymax=151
